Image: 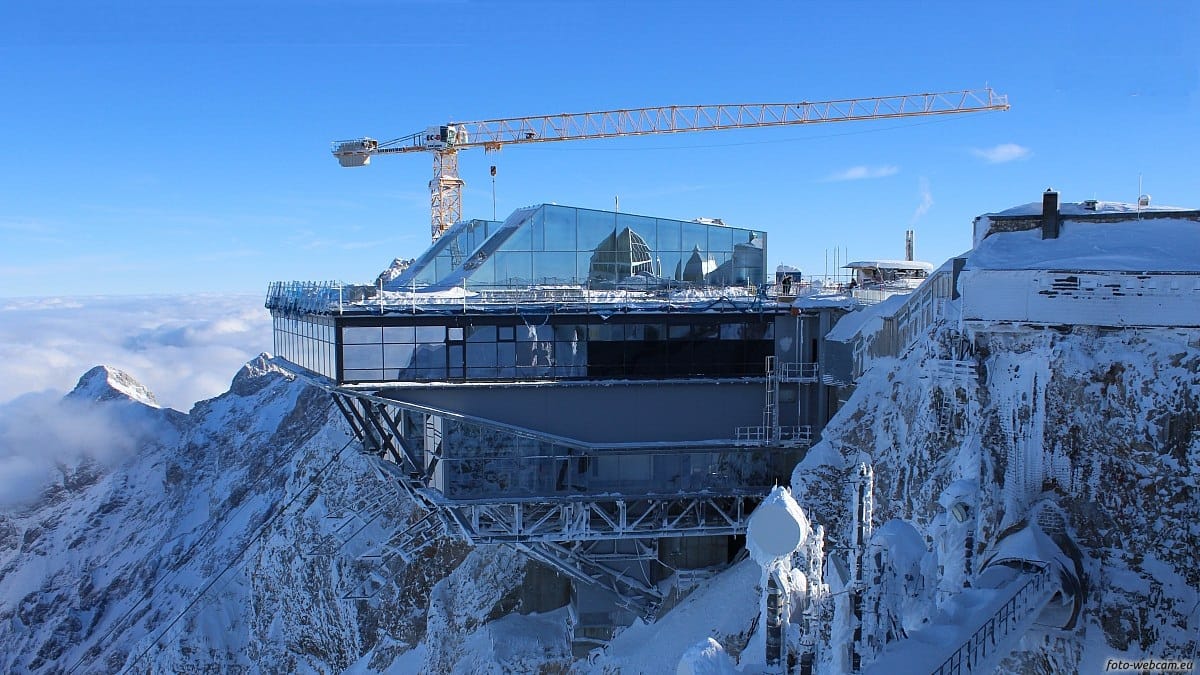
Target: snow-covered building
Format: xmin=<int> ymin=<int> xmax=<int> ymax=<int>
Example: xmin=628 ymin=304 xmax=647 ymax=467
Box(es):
xmin=960 ymin=191 xmax=1200 ymax=327
xmin=824 ymin=192 xmax=1200 ymax=390
xmin=266 ymin=203 xmax=853 ymax=652
xmin=794 ymin=192 xmax=1200 ymax=674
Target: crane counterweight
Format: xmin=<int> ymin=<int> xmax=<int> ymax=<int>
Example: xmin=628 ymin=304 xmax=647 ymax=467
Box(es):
xmin=332 ymin=138 xmax=379 ymax=167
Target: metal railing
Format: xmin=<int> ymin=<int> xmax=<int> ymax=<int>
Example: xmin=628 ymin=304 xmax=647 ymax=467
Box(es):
xmin=265 ymin=280 xmax=350 ymax=314
xmin=734 ymin=424 xmax=813 ymax=447
xmin=931 ymin=565 xmax=1056 ymax=675
xmin=778 ymin=362 xmax=820 ymax=382
xmin=266 ymin=279 xmax=771 ymax=316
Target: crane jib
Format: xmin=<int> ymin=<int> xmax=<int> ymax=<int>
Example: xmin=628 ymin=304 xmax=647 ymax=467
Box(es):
xmin=330 ymin=87 xmax=1009 ymax=241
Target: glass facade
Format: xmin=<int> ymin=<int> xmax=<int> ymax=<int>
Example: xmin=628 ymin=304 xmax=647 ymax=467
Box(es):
xmin=386 ymin=218 xmax=500 ymax=290
xmin=377 ymin=406 xmax=789 ymax=500
xmin=270 ymin=203 xmax=774 ymax=384
xmin=438 ymin=430 xmax=784 ymax=500
xmin=458 ymin=205 xmax=766 ymax=289
xmin=332 ymin=314 xmax=774 ymax=384
xmin=272 ymin=314 xmax=337 ymax=379
xmin=381 ymin=204 xmax=765 ymax=291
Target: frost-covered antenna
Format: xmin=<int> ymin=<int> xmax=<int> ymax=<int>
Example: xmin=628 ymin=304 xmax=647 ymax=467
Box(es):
xmin=1137 ymin=173 xmax=1151 ymax=220
xmin=748 ymin=487 xmax=810 ymax=564
xmin=747 ymin=487 xmax=811 ymax=673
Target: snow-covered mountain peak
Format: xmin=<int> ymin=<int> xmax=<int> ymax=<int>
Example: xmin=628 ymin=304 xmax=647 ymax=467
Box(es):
xmin=65 ymin=365 xmax=159 ymax=408
xmin=229 ymin=352 xmax=292 ymax=396
xmin=376 ymin=257 xmax=414 ymax=286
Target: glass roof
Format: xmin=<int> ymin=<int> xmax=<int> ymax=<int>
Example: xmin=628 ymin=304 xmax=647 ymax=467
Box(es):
xmin=385 ymin=204 xmax=766 ymax=291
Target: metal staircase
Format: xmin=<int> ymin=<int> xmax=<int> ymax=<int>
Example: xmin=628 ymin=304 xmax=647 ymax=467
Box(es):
xmin=864 ymin=564 xmax=1061 ymax=675
xmin=516 ymin=540 xmax=665 ymax=621
xmin=929 ymin=565 xmax=1059 ymax=675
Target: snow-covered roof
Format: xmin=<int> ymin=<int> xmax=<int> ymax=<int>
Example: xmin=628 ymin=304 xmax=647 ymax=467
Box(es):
xmin=986 ymin=199 xmax=1187 ymax=218
xmin=965 ymin=217 xmax=1200 ymax=272
xmin=823 ymin=293 xmax=909 ymax=343
xmin=843 ymin=259 xmax=934 ymax=272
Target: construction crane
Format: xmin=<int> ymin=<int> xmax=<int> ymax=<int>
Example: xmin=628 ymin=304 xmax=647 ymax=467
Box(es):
xmin=332 ymin=87 xmax=1009 ymax=241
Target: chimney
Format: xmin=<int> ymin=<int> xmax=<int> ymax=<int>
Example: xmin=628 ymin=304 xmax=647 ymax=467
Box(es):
xmin=1041 ymin=189 xmax=1060 ymax=239
xmin=905 ymin=230 xmax=914 ymax=261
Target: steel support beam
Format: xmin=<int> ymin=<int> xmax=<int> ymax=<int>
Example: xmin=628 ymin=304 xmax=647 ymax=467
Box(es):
xmin=331 ymin=386 xmax=767 ymax=616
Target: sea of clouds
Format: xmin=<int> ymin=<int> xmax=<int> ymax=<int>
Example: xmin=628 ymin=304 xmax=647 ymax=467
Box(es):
xmin=0 ymin=293 xmax=273 ymax=506
xmin=0 ymin=293 xmax=272 ymax=411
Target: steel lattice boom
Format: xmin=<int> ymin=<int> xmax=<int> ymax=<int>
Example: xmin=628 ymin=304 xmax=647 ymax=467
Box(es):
xmin=332 ymin=87 xmax=1009 ymax=240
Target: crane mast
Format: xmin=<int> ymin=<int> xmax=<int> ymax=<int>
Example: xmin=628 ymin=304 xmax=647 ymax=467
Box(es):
xmin=333 ymin=88 xmax=1009 ymax=241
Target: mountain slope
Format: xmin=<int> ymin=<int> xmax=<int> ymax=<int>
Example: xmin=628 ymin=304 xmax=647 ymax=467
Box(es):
xmin=0 ymin=357 xmax=506 ymax=673
xmin=792 ymin=321 xmax=1200 ymax=672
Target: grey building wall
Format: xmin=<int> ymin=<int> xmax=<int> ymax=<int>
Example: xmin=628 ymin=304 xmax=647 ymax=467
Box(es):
xmin=380 ymin=380 xmax=765 ymax=443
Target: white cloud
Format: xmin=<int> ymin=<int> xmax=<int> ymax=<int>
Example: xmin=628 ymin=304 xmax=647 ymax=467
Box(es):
xmin=825 ymin=165 xmax=899 ymax=182
xmin=911 ymin=177 xmax=934 ymax=224
xmin=971 ymin=143 xmax=1031 ymax=164
xmin=0 ymin=294 xmax=273 ymax=411
xmin=0 ymin=391 xmax=154 ymax=507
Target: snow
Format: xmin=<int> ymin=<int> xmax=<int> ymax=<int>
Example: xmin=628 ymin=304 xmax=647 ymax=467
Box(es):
xmin=863 ymin=583 xmax=1010 ymax=675
xmin=987 ymin=200 xmax=1188 ymax=218
xmin=676 ymin=638 xmax=739 ymax=675
xmin=447 ymin=608 xmax=571 ymax=674
xmin=6 ymin=196 xmax=1200 ymax=673
xmin=966 ymin=217 xmax=1200 ymax=272
xmin=937 ymin=479 xmax=978 ymax=512
xmin=978 ymin=525 xmax=1075 ymax=587
xmin=794 ymin=441 xmax=845 ymax=472
xmin=590 ymin=559 xmax=760 ymax=675
xmin=870 ymin=519 xmax=926 ymax=576
xmin=959 ymin=215 xmax=1200 ymax=326
xmin=844 ymin=260 xmax=935 ymax=272
xmin=823 ymin=293 xmax=908 ymax=343
xmin=345 ymin=640 xmax=425 ymax=674
xmin=746 ymin=486 xmax=810 ymax=564
xmin=352 ymin=285 xmax=767 ymax=313
xmin=65 ymin=365 xmax=160 ymax=408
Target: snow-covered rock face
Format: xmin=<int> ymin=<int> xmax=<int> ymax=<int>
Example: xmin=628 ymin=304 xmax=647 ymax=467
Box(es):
xmin=65 ymin=365 xmax=160 ymax=408
xmin=0 ymin=360 xmax=550 ymax=673
xmin=376 ymin=258 xmax=414 ymax=286
xmin=794 ymin=321 xmax=1200 ymax=673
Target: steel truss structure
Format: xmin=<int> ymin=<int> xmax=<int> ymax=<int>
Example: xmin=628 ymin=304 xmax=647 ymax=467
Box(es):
xmin=332 ymin=88 xmax=1008 ymax=240
xmin=327 ymin=385 xmax=772 ymax=617
xmin=447 ymin=495 xmax=754 ymax=544
xmin=517 ymin=540 xmax=663 ymax=619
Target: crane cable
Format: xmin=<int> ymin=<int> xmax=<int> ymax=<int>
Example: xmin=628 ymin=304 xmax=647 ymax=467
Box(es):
xmin=117 ymin=434 xmax=357 ymax=674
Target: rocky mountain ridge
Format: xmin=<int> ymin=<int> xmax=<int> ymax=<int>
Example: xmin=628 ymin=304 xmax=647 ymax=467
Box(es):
xmin=0 ymin=357 xmax=559 ymax=673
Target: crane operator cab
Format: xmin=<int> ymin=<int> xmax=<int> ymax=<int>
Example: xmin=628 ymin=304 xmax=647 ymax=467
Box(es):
xmin=423 ymin=125 xmax=468 ymax=149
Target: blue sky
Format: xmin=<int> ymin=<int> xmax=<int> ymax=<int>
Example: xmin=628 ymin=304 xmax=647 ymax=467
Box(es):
xmin=1 ymin=1 xmax=1197 ymax=297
